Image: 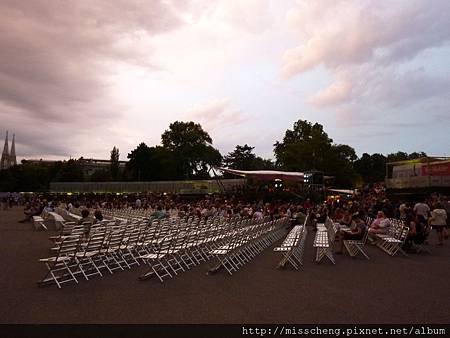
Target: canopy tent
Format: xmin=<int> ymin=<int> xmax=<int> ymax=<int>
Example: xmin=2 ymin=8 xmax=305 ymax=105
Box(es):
xmin=217 ymin=167 xmax=305 ymax=182
xmin=327 ymin=188 xmax=356 ymax=195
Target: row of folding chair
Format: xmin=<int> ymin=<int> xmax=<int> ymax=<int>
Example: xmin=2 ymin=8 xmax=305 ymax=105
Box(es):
xmin=38 ymin=215 xmax=245 ymax=287
xmin=209 ymin=217 xmax=288 ymax=276
xmin=313 ymin=217 xmax=337 ymax=264
xmin=274 ymin=215 xmax=309 ymax=270
xmin=138 ymin=217 xmax=246 ymax=282
xmin=274 ymin=225 xmax=307 ymax=270
xmin=375 ymin=219 xmax=409 ymax=257
xmin=39 ymin=224 xmax=147 ymax=288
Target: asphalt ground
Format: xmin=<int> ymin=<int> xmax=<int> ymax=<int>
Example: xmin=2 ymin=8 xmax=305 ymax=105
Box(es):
xmin=0 ymin=208 xmax=449 ymax=324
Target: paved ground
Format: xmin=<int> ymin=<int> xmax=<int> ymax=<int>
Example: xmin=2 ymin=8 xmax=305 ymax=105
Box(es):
xmin=0 ymin=208 xmax=449 ymax=324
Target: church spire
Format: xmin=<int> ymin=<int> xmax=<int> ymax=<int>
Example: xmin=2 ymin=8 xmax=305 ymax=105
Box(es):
xmin=10 ymin=133 xmax=16 ymax=167
xmin=1 ymin=131 xmax=10 ymax=170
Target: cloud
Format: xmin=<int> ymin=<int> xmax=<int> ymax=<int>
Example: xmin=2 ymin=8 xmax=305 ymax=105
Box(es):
xmin=283 ymin=1 xmax=450 ymax=77
xmin=309 ymin=79 xmax=352 ymax=106
xmin=187 ymin=99 xmax=248 ymax=131
xmin=0 ymin=0 xmax=188 ymax=158
xmin=283 ymin=0 xmax=450 ymax=127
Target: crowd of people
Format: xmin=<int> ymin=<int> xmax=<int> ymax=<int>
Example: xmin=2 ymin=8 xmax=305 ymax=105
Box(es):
xmin=320 ymin=188 xmax=449 ymax=250
xmin=11 ymin=185 xmax=450 ymax=250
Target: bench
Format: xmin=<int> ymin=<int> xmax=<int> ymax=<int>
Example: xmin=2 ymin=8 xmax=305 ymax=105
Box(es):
xmin=274 ymin=224 xmax=306 ymax=270
xmin=313 ymin=218 xmax=336 ymax=264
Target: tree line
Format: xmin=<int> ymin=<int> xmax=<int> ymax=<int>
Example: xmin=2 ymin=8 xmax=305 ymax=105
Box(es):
xmin=0 ymin=120 xmax=427 ymax=191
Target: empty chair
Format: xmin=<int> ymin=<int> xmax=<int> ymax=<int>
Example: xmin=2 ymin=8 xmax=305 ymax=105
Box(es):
xmin=38 ymin=235 xmax=81 ymax=288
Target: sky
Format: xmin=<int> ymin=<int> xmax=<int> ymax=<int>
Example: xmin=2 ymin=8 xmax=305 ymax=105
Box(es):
xmin=1 ymin=0 xmax=449 ymax=162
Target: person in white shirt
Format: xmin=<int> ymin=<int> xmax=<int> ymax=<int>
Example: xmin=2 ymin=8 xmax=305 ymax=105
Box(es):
xmin=414 ymin=201 xmax=430 ymax=220
xmin=429 ymin=204 xmax=448 ymax=245
xmin=135 ymin=198 xmax=142 ymax=209
xmin=368 ymin=210 xmax=391 ymax=240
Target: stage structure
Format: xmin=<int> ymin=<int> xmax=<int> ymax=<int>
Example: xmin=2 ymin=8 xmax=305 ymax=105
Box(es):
xmin=217 ymin=167 xmax=329 ymax=194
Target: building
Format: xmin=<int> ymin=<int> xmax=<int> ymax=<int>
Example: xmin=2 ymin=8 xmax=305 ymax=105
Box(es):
xmin=385 ymin=157 xmax=450 ymax=193
xmin=1 ymin=131 xmax=17 ymax=170
xmin=22 ymin=158 xmax=127 ymax=176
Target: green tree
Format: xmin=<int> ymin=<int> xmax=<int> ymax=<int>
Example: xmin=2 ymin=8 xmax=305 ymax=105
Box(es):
xmin=274 ymin=120 xmax=333 ymax=171
xmin=126 ymin=143 xmax=153 ymax=181
xmin=274 ymin=119 xmax=358 ymax=187
xmin=325 ymin=144 xmax=358 ymax=187
xmin=386 ymin=151 xmax=409 ymax=163
xmin=54 ymin=159 xmax=84 ymax=182
xmin=90 ymin=169 xmax=111 ymax=182
xmin=224 ymin=144 xmax=275 ymax=170
xmin=224 ymin=144 xmax=257 ymax=170
xmin=354 ymin=153 xmax=387 ymax=183
xmin=161 ymin=121 xmax=222 ymax=179
xmin=407 ymin=151 xmax=427 ymax=160
xmin=110 ymin=146 xmax=120 ymax=180
xmin=126 ymin=143 xmax=184 ymax=181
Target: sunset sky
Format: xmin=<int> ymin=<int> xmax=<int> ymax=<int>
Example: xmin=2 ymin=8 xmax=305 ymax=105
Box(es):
xmin=1 ymin=0 xmax=449 ymax=161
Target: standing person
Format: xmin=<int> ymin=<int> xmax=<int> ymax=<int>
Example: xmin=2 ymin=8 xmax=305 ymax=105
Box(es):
xmin=429 ymin=203 xmax=448 ymax=245
xmin=414 ymin=199 xmax=430 ymax=220
xmin=135 ymin=198 xmax=142 ymax=209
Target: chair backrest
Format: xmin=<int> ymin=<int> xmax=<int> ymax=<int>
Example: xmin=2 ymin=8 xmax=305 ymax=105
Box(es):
xmin=124 ymin=227 xmax=141 ymax=248
xmin=71 ymin=224 xmax=86 ymax=237
xmin=80 ymin=230 xmax=106 ymax=257
xmin=106 ymin=229 xmax=125 ymax=251
xmin=57 ymin=235 xmax=81 ymax=259
xmin=398 ymin=226 xmax=409 ymax=243
xmin=360 ymin=225 xmax=369 ymax=244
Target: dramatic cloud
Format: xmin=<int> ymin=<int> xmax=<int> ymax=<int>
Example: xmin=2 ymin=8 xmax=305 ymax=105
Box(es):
xmin=0 ymin=0 xmax=187 ymax=158
xmin=187 ymin=99 xmax=247 ymax=131
xmin=1 ymin=1 xmax=449 ymax=161
xmin=283 ymin=0 xmax=450 ymax=128
xmin=283 ymin=1 xmax=450 ymax=76
xmin=309 ymin=79 xmax=352 ymax=107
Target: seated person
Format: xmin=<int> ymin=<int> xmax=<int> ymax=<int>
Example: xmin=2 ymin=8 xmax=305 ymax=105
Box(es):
xmin=93 ymin=209 xmax=104 ymax=223
xmin=19 ymin=202 xmax=44 ymax=223
xmin=333 ymin=208 xmax=344 ymax=224
xmin=336 ymin=214 xmax=367 ymax=254
xmin=150 ymin=205 xmax=167 ymax=220
xmin=78 ymin=209 xmax=92 ymax=236
xmin=368 ymin=210 xmax=391 ymax=239
xmin=339 ymin=209 xmax=352 ymax=227
xmin=316 ymin=206 xmax=328 ymax=223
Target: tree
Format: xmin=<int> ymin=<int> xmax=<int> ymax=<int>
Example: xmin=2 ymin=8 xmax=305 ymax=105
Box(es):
xmin=53 ymin=159 xmax=84 ymax=182
xmin=354 ymin=153 xmax=387 ymax=183
xmin=161 ymin=121 xmax=222 ymax=179
xmin=110 ymin=146 xmax=120 ymax=180
xmin=224 ymin=144 xmax=275 ymax=171
xmin=90 ymin=169 xmax=111 ymax=182
xmin=126 ymin=143 xmax=153 ymax=181
xmin=325 ymin=144 xmax=358 ymax=187
xmin=386 ymin=151 xmax=409 ymax=163
xmin=126 ymin=143 xmax=184 ymax=181
xmin=274 ymin=119 xmax=358 ymax=187
xmin=224 ymin=144 xmax=256 ymax=170
xmin=407 ymin=151 xmax=427 ymax=160
xmin=274 ymin=120 xmax=333 ymax=171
